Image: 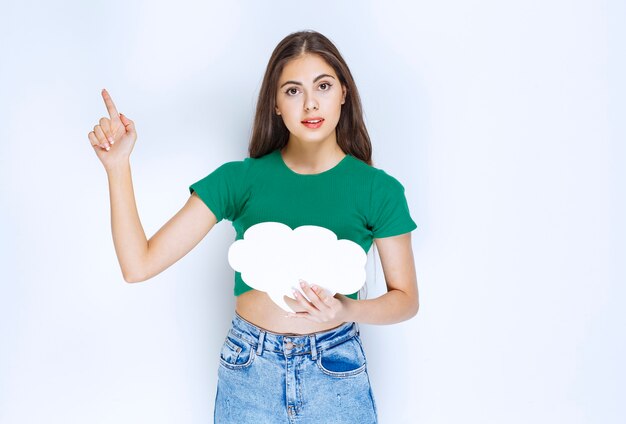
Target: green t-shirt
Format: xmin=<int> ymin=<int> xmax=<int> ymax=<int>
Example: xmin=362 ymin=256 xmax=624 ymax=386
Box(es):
xmin=189 ymin=149 xmax=417 ymax=299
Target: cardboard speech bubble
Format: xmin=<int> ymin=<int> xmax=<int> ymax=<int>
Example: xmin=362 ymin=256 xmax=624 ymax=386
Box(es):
xmin=227 ymin=222 xmax=367 ymax=312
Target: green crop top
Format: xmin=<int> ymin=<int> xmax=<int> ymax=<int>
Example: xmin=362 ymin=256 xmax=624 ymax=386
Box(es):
xmin=189 ymin=149 xmax=417 ymax=299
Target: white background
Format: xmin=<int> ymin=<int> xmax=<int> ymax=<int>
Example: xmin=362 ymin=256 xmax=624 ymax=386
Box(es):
xmin=1 ymin=1 xmax=623 ymax=423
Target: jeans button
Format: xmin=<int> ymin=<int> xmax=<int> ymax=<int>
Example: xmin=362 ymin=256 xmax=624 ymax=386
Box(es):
xmin=285 ymin=340 xmax=295 ymax=350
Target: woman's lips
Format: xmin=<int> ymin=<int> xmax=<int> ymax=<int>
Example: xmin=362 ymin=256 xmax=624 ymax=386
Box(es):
xmin=301 ymin=118 xmax=324 ymax=129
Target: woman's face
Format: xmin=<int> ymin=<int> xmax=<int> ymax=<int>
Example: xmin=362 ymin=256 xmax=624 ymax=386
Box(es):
xmin=275 ymin=53 xmax=346 ymax=148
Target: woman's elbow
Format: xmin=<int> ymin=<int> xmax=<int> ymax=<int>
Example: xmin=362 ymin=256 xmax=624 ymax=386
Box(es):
xmin=406 ymin=300 xmax=419 ymax=319
xmin=123 ymin=273 xmax=141 ymax=283
xmin=405 ymin=289 xmax=419 ymax=319
xmin=122 ymin=268 xmax=149 ymax=283
xmin=412 ymin=301 xmax=420 ymax=318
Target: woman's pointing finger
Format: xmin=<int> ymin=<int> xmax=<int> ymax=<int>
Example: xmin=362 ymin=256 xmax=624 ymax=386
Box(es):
xmin=101 ymin=88 xmax=120 ymax=121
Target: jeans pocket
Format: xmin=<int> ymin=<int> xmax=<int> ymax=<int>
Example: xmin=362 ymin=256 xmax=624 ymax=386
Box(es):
xmin=219 ymin=330 xmax=255 ymax=370
xmin=316 ymin=336 xmax=367 ymax=378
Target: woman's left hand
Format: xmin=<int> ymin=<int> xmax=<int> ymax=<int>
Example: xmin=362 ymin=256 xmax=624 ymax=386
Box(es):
xmin=286 ymin=280 xmax=351 ymax=323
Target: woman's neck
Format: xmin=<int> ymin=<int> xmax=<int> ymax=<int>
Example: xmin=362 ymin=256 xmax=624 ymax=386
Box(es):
xmin=280 ymin=141 xmax=346 ymax=175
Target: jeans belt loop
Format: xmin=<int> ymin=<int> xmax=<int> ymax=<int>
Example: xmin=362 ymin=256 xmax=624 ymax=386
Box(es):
xmin=309 ymin=335 xmax=318 ymax=361
xmin=256 ymin=330 xmax=266 ymax=356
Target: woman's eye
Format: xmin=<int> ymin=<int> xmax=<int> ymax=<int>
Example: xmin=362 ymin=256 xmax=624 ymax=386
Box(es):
xmin=319 ymin=82 xmax=332 ymax=90
xmin=286 ymin=87 xmax=299 ymax=95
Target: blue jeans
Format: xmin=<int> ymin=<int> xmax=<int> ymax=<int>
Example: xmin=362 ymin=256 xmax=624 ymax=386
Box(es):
xmin=214 ymin=313 xmax=378 ymax=423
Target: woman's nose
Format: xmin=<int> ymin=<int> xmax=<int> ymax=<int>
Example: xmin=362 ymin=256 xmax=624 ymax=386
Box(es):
xmin=304 ymin=96 xmax=319 ymax=111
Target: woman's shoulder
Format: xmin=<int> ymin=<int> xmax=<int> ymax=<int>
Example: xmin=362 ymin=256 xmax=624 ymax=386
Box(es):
xmin=215 ymin=150 xmax=277 ymax=171
xmin=205 ymin=150 xmax=281 ymax=186
xmin=345 ymin=155 xmax=405 ymax=186
xmin=241 ymin=149 xmax=282 ymax=174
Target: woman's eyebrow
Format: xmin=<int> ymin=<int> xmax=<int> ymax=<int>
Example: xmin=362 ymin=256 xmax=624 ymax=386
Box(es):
xmin=279 ymin=74 xmax=336 ymax=88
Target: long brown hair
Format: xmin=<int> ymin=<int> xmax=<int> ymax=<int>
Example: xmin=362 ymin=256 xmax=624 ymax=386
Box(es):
xmin=248 ymin=30 xmax=372 ymax=165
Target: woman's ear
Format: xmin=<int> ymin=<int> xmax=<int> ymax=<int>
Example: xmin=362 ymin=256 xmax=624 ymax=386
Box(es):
xmin=341 ymin=85 xmax=347 ymax=105
xmin=275 ymin=107 xmax=281 ymax=115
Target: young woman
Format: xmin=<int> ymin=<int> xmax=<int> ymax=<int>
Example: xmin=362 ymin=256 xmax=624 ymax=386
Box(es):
xmin=88 ymin=30 xmax=418 ymax=423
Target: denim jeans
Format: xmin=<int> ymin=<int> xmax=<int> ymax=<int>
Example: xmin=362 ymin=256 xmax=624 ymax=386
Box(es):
xmin=214 ymin=313 xmax=378 ymax=423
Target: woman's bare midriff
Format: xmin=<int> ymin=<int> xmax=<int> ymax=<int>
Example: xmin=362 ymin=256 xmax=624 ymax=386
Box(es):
xmin=235 ymin=290 xmax=348 ymax=335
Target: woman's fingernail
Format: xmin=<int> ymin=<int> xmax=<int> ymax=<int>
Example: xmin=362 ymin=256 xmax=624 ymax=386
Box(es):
xmin=108 ymin=137 xmax=114 ymax=144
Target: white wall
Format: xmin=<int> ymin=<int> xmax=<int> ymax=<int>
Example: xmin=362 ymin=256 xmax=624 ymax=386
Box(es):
xmin=1 ymin=1 xmax=623 ymax=423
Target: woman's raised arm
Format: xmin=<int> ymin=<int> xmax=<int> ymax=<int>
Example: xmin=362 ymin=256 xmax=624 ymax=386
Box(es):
xmin=88 ymin=89 xmax=217 ymax=283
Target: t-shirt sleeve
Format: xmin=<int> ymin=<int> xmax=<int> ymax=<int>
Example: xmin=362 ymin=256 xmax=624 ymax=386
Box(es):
xmin=188 ymin=160 xmax=248 ymax=222
xmin=369 ymin=169 xmax=418 ymax=238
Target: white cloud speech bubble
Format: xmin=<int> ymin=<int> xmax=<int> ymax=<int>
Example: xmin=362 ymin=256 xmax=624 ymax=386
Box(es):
xmin=227 ymin=222 xmax=367 ymax=312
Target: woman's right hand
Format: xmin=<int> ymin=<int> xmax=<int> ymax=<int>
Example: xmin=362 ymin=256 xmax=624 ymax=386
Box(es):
xmin=88 ymin=89 xmax=137 ymax=171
